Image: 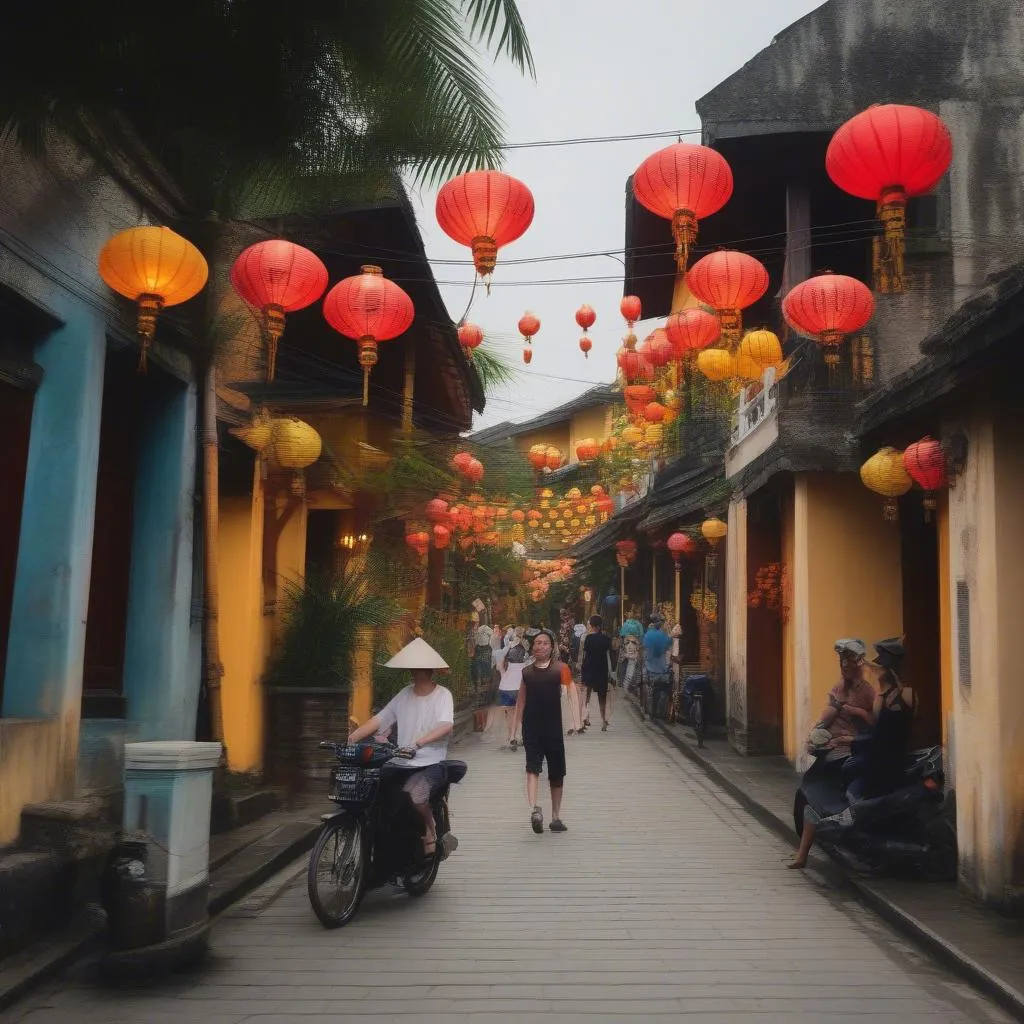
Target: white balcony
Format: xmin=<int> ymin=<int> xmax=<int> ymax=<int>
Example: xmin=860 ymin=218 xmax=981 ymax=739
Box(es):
xmin=726 ymin=368 xmax=780 ymax=480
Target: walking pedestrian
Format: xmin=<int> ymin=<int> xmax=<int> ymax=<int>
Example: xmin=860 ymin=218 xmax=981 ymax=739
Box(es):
xmin=514 ymin=628 xmax=580 ymax=833
xmin=580 ymin=615 xmax=614 ymax=730
xmin=498 ymin=627 xmax=528 ymax=748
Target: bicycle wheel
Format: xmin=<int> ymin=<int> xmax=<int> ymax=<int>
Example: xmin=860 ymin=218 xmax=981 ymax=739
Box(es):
xmin=308 ymin=818 xmax=367 ymax=929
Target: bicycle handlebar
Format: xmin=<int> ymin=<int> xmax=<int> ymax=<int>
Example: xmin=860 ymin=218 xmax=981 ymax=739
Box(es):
xmin=318 ymin=740 xmax=414 ymax=760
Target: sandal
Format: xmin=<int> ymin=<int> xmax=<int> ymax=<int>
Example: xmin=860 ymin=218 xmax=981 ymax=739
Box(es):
xmin=549 ymin=819 xmax=568 ymax=833
xmin=601 ymin=721 xmax=609 ymax=732
xmin=530 ymin=805 xmax=544 ymax=834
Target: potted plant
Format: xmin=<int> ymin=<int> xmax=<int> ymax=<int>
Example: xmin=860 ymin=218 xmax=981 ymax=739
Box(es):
xmin=263 ymin=568 xmax=400 ymax=791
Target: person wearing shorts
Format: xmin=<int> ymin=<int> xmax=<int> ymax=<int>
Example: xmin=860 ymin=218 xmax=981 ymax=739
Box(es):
xmin=498 ymin=627 xmax=528 ymax=748
xmin=514 ymin=629 xmax=579 ymax=833
xmin=581 ymin=614 xmax=613 ymax=730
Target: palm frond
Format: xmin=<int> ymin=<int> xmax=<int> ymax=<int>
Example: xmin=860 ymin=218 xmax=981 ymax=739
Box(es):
xmin=472 ymin=346 xmax=520 ymax=395
xmin=462 ymin=0 xmax=536 ymax=77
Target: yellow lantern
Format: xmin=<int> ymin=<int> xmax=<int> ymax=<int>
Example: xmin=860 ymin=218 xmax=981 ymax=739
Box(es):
xmin=701 ymin=517 xmax=728 ymax=548
xmin=99 ymin=226 xmax=208 ymax=370
xmin=644 ymin=423 xmax=664 ymax=446
xmin=696 ymin=348 xmax=734 ymax=382
xmin=542 ymin=521 xmax=552 ymax=531
xmin=622 ymin=424 xmax=643 ymax=445
xmin=269 ymin=416 xmax=322 ymax=469
xmin=229 ymin=408 xmax=272 ymax=452
xmin=860 ymin=446 xmax=912 ymax=520
xmin=566 ymin=487 xmax=582 ymax=501
xmin=585 ymin=515 xmax=596 ymax=527
xmin=733 ymin=349 xmax=764 ymax=381
xmin=740 ymin=329 xmax=783 ymax=372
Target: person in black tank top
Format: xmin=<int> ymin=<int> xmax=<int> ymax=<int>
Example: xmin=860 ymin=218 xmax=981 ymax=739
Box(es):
xmin=514 ymin=629 xmax=578 ymax=833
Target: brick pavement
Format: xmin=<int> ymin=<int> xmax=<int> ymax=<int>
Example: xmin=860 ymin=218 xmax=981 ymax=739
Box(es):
xmin=3 ymin=696 xmax=1014 ymax=1023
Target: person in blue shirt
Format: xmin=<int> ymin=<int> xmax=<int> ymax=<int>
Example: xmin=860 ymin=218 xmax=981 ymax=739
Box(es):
xmin=642 ymin=613 xmax=673 ymax=719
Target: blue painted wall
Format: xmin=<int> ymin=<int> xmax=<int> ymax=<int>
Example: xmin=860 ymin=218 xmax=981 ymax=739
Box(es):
xmin=2 ymin=314 xmax=105 ymax=721
xmin=122 ymin=381 xmax=199 ymax=740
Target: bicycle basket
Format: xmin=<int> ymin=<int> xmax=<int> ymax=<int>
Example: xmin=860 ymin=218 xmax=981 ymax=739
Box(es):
xmin=329 ymin=765 xmax=381 ymax=805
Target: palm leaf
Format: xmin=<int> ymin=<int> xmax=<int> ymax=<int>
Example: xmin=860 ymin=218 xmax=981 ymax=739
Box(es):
xmin=462 ymin=0 xmax=536 ymax=76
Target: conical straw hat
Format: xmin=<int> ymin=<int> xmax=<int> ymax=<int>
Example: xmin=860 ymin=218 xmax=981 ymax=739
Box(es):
xmin=385 ymin=637 xmax=449 ymax=670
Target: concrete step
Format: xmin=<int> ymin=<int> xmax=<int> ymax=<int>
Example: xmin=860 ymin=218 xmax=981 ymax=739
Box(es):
xmin=0 ymin=850 xmax=75 ymax=959
xmin=18 ymin=798 xmax=116 ymax=860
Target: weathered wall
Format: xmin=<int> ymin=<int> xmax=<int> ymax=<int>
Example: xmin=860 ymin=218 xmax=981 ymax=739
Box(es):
xmin=568 ymin=406 xmax=611 ymax=462
xmin=699 ymin=0 xmax=1024 ymax=382
xmin=947 ymin=395 xmax=1024 ymax=909
xmin=724 ymin=498 xmax=748 ymax=748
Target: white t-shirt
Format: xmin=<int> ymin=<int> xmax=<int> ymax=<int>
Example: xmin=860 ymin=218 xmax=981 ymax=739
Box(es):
xmin=375 ymin=684 xmax=455 ymax=768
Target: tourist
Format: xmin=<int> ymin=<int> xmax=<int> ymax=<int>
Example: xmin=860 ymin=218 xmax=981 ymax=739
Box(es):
xmin=581 ymin=615 xmax=614 ymax=731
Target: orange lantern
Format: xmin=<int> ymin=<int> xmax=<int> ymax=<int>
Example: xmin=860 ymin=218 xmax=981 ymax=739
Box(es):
xmin=98 ymin=225 xmax=208 ymax=371
xmin=576 ymin=304 xmax=595 ymax=359
xmin=545 ymin=446 xmax=563 ymax=471
xmin=527 ymin=443 xmax=549 ymax=471
xmin=425 ymin=498 xmax=450 ymax=524
xmin=432 ymin=524 xmax=451 ymax=549
xmin=620 ymin=295 xmax=642 ymax=328
xmin=523 ymin=346 xmax=533 ymax=365
xmin=639 ymin=328 xmax=673 ymax=368
xmin=323 ymin=265 xmax=414 ymax=406
xmin=457 ymin=322 xmax=484 ymax=360
xmin=435 ymin=170 xmax=535 ymax=289
xmin=579 ymin=336 xmax=592 ymax=358
xmin=624 ymin=384 xmax=656 ymax=416
xmin=643 ymin=402 xmax=667 ymax=424
xmin=576 ymin=438 xmax=601 ymax=464
xmin=618 ymin=349 xmax=655 ymax=384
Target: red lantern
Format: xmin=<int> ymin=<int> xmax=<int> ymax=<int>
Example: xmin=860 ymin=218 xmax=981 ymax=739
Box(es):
xmin=432 ymin=524 xmax=451 ymax=549
xmin=639 ymin=328 xmax=673 ymax=368
xmin=230 ymin=240 xmax=328 ymax=381
xmin=435 ymin=170 xmax=535 ymax=288
xmin=687 ymin=251 xmax=769 ymax=345
xmin=624 ymin=384 xmax=656 ymax=416
xmin=450 ymin=451 xmax=473 ymax=474
xmin=620 ymin=295 xmax=642 ymax=327
xmin=632 ymin=142 xmax=734 ymax=271
xmin=575 ymin=304 xmax=596 ymax=331
xmin=643 ymin=402 xmax=667 ymax=424
xmin=405 ymin=528 xmax=430 ymax=558
xmin=903 ymin=437 xmax=947 ymax=517
xmin=826 ymin=105 xmax=952 ymax=293
xmin=782 ymin=272 xmax=875 ymax=367
xmin=544 ymin=447 xmax=563 ymax=471
xmin=425 ymin=498 xmax=450 ymax=524
xmin=579 ymin=336 xmax=592 ymax=358
xmin=618 ymin=349 xmax=655 ymax=384
xmin=575 ymin=438 xmax=601 ymax=464
xmin=457 ymin=322 xmax=484 ymax=359
xmin=511 ymin=509 xmax=526 ymax=524
xmin=667 ymin=531 xmax=696 ymax=566
xmin=522 ymin=346 xmax=533 ymax=365
xmin=596 ymin=495 xmax=615 ymax=515
xmin=323 ymin=265 xmax=414 ymax=406
xmin=615 ymin=539 xmax=637 ymax=564
xmin=464 ymin=458 xmax=485 ymax=484
xmin=665 ymin=308 xmax=721 ymax=358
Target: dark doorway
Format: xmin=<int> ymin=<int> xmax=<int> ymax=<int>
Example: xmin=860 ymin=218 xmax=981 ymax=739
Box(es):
xmin=0 ymin=381 xmax=34 ymax=706
xmin=305 ymin=509 xmax=342 ymax=578
xmin=82 ymin=351 xmax=145 ymax=715
xmin=745 ymin=486 xmax=785 ymax=755
xmin=899 ymin=491 xmax=942 ymax=748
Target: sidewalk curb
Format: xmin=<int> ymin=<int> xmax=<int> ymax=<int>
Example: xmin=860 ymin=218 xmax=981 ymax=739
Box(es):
xmin=647 ymin=712 xmax=1024 ymax=1023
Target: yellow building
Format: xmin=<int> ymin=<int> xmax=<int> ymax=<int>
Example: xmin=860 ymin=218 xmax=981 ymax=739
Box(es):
xmin=214 ymin=190 xmax=481 ymax=774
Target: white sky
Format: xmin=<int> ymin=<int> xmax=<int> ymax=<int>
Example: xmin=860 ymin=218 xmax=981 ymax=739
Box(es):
xmin=412 ymin=0 xmax=825 ymax=431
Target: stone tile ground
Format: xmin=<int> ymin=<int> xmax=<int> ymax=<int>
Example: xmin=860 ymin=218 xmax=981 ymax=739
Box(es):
xmin=2 ymin=694 xmax=1013 ymax=1023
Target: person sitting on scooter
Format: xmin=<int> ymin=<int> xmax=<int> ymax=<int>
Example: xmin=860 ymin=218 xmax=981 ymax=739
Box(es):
xmin=642 ymin=613 xmax=673 ymax=719
xmin=845 ymin=638 xmax=916 ymax=802
xmin=788 ymin=638 xmax=876 ymax=869
xmin=348 ymin=637 xmax=455 ymax=857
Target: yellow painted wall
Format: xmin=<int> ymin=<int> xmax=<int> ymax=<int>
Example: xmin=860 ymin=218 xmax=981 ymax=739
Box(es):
xmin=0 ymin=719 xmax=66 ymax=844
xmin=513 ymin=425 xmax=572 ymax=462
xmin=569 ymin=406 xmax=610 ymax=460
xmin=949 ymin=398 xmax=1024 ymax=905
xmin=936 ymin=492 xmax=953 ymax=747
xmin=724 ymin=498 xmax=748 ymax=738
xmin=781 ymin=484 xmax=797 ymax=762
xmin=789 ymin=473 xmax=904 ymax=768
xmin=219 ymin=475 xmax=266 ymax=773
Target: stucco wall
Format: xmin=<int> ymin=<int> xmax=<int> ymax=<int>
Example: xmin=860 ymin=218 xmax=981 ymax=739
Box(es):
xmin=947 ymin=397 xmax=1024 ymax=908
xmin=725 ymin=498 xmax=748 ymax=745
xmin=789 ymin=473 xmax=904 ymax=769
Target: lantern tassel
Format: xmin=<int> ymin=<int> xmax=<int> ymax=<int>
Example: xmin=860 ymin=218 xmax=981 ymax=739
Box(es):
xmin=874 ymin=190 xmax=907 ymax=294
xmin=671 ymin=209 xmax=698 ymax=274
xmin=135 ymin=293 xmax=163 ymax=374
xmin=362 ymin=366 xmax=370 ymax=407
xmin=264 ymin=304 xmax=286 ymax=382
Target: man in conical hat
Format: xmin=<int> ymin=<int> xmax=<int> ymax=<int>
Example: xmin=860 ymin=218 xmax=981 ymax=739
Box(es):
xmin=348 ymin=638 xmax=454 ymax=856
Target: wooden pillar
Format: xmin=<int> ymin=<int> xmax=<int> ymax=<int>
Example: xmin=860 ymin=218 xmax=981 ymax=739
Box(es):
xmin=652 ymin=552 xmax=658 ymax=607
xmin=402 ymin=344 xmax=416 ymax=435
xmin=674 ymin=562 xmax=681 ymax=629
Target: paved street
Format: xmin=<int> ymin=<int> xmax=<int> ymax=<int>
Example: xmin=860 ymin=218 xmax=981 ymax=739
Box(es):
xmin=4 ymin=696 xmax=1012 ymax=1024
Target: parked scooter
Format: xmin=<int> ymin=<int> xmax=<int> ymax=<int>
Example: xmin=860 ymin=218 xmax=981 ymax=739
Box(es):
xmin=308 ymin=740 xmax=466 ymax=928
xmin=793 ymin=745 xmax=956 ymax=880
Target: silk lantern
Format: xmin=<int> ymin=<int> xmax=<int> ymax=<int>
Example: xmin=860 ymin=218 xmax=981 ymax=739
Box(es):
xmin=576 ymin=303 xmax=596 ymax=358
xmin=860 ymin=446 xmax=913 ymax=520
xmin=457 ymin=322 xmax=484 ymax=360
xmin=666 ymin=308 xmax=721 ymax=358
xmin=903 ymin=436 xmax=947 ymax=518
xmin=269 ymin=417 xmax=322 ymax=470
xmin=783 ymin=272 xmax=874 ymax=367
xmin=323 ymin=265 xmax=414 ymax=406
xmin=633 ymin=142 xmax=733 ymax=272
xmin=687 ymin=250 xmax=769 ymax=346
xmin=435 ymin=170 xmax=534 ymax=290
xmin=230 ymin=239 xmax=328 ymax=381
xmin=98 ymin=225 xmax=208 ymax=371
xmin=826 ymin=105 xmax=952 ymax=293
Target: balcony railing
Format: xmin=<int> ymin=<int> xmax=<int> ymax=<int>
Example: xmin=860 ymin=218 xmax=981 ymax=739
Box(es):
xmin=730 ymin=368 xmax=778 ymax=449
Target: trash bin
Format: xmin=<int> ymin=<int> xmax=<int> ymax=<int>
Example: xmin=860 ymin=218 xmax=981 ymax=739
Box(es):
xmin=100 ymin=741 xmax=221 ymax=977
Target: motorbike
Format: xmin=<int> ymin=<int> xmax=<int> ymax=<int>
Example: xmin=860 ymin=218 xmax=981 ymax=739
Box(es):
xmin=794 ymin=745 xmax=956 ymax=880
xmin=307 ymin=740 xmax=467 ymax=928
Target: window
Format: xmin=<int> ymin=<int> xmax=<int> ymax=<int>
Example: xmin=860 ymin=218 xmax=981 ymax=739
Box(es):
xmin=956 ymin=580 xmax=971 ymax=688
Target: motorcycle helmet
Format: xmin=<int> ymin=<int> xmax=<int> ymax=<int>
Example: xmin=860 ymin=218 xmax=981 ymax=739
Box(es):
xmin=872 ymin=637 xmax=905 ymax=671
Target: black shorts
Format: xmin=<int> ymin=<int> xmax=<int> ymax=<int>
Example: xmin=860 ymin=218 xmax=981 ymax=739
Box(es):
xmin=523 ymin=731 xmax=566 ymax=784
xmin=583 ymin=676 xmax=608 ymax=698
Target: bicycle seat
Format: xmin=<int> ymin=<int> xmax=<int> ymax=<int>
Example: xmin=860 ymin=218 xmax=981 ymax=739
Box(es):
xmin=442 ymin=760 xmax=468 ymax=784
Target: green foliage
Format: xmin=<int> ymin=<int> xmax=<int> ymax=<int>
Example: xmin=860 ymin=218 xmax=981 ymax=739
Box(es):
xmin=472 ymin=346 xmax=520 ymax=395
xmin=419 ymin=607 xmax=474 ymax=708
xmin=0 ymin=0 xmax=535 ymax=215
xmin=263 ymin=568 xmax=402 ymax=691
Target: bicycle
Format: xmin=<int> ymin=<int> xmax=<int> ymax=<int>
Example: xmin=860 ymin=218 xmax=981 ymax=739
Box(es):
xmin=689 ymin=691 xmax=706 ymax=748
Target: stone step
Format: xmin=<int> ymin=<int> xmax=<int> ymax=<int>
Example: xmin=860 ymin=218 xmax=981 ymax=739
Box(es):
xmin=0 ymin=850 xmax=75 ymax=959
xmin=18 ymin=798 xmax=116 ymax=860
